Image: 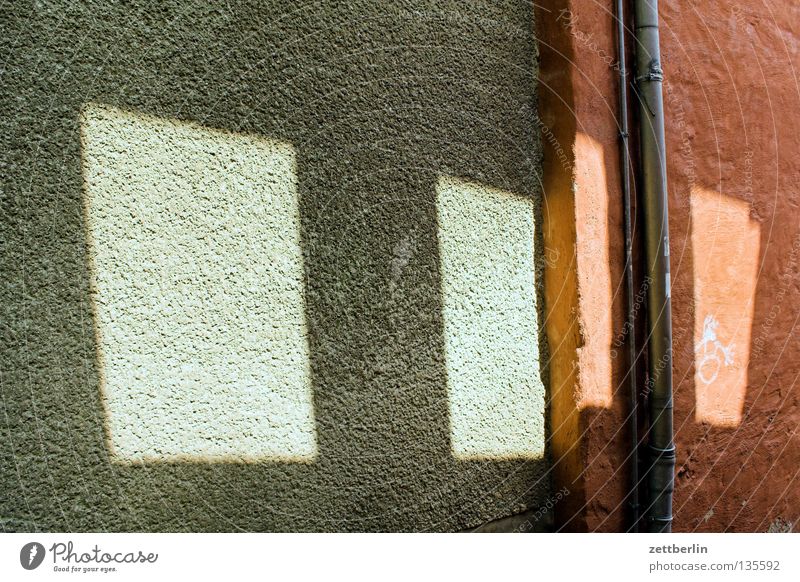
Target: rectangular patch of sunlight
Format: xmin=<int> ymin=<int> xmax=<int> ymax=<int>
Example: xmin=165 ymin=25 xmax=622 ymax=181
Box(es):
xmin=82 ymin=103 xmax=316 ymax=463
xmin=691 ymin=186 xmax=760 ymax=427
xmin=436 ymin=175 xmax=545 ymax=460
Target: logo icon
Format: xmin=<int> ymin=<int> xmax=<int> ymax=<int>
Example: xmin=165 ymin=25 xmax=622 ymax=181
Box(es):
xmin=20 ymin=542 xmax=46 ymax=570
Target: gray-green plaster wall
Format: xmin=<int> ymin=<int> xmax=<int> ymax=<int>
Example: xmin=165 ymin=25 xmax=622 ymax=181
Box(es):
xmin=1 ymin=0 xmax=548 ymax=531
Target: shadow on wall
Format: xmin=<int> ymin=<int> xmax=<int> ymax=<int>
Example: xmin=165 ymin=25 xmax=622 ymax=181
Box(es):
xmin=534 ymin=0 xmax=799 ymax=532
xmin=670 ymin=144 xmax=799 ymax=532
xmin=81 ymin=104 xmax=546 ymax=466
xmin=660 ymin=0 xmax=800 ymax=530
xmin=532 ymin=0 xmax=635 ymax=530
xmin=1 ymin=1 xmax=550 ymax=531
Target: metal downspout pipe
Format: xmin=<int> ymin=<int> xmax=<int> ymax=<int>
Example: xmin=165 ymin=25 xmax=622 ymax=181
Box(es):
xmin=614 ymin=0 xmax=640 ymax=533
xmin=632 ymin=0 xmax=675 ymax=533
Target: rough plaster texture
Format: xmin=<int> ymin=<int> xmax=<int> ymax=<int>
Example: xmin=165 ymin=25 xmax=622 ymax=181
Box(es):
xmin=1 ymin=1 xmax=547 ymax=531
xmin=661 ymin=0 xmax=800 ymax=532
xmin=536 ymin=0 xmax=800 ymax=532
xmin=437 ymin=176 xmax=545 ymax=460
xmin=82 ymin=104 xmax=316 ymax=462
xmin=534 ymin=0 xmax=631 ymax=531
xmin=690 ymin=187 xmax=759 ymax=428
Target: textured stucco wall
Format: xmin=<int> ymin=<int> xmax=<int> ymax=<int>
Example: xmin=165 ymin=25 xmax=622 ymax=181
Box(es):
xmin=536 ymin=0 xmax=800 ymax=532
xmin=661 ymin=0 xmax=800 ymax=533
xmin=1 ymin=1 xmax=547 ymax=531
xmin=534 ymin=0 xmax=631 ymax=531
xmin=437 ymin=176 xmax=545 ymax=461
xmin=82 ymin=104 xmax=317 ymax=463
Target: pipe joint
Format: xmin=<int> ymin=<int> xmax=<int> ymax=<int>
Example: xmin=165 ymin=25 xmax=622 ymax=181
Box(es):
xmin=648 ymin=444 xmax=676 ymax=460
xmin=636 ymin=60 xmax=664 ymax=84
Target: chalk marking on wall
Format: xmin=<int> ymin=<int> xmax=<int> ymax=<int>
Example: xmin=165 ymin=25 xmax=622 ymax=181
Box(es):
xmin=695 ymin=315 xmax=736 ymax=386
xmin=81 ymin=103 xmax=317 ymax=463
xmin=691 ymin=186 xmax=759 ymax=427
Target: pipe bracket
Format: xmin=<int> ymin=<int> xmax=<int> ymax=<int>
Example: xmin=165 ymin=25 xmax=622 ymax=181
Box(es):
xmin=636 ymin=61 xmax=664 ymax=84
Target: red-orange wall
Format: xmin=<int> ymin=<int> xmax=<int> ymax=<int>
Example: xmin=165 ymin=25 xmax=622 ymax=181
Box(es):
xmin=538 ymin=0 xmax=800 ymax=532
xmin=663 ymin=0 xmax=800 ymax=532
